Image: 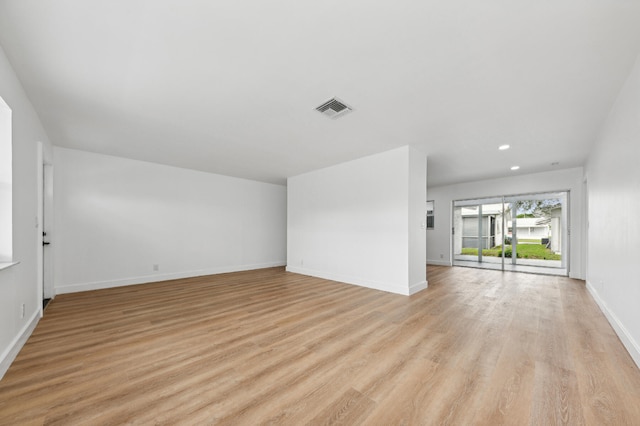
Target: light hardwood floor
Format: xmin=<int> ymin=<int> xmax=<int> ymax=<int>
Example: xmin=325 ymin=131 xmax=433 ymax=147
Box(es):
xmin=1 ymin=266 xmax=639 ymax=425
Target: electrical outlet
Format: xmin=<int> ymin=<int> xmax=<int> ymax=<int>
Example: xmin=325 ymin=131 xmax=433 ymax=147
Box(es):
xmin=440 ymin=254 xmax=444 ymax=259
xmin=20 ymin=303 xmax=25 ymax=319
xmin=301 ymin=259 xmax=304 ymax=266
xmin=153 ymin=264 xmax=159 ymax=272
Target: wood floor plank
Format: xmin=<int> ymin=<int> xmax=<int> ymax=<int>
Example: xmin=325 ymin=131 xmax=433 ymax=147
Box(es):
xmin=306 ymin=388 xmax=376 ymax=426
xmin=530 ymin=361 xmax=585 ymax=425
xmin=1 ymin=266 xmax=639 ymax=425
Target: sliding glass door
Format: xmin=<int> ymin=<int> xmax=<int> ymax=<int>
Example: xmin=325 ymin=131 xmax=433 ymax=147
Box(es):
xmin=453 ymin=191 xmax=568 ymax=276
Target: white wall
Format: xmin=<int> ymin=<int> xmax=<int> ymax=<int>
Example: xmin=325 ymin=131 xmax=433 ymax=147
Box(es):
xmin=53 ymin=147 xmax=286 ymax=293
xmin=287 ymin=146 xmax=427 ymax=296
xmin=0 ymin=95 xmax=11 ymax=262
xmin=0 ymin=44 xmax=53 ymax=378
xmin=585 ymin=53 xmax=640 ymax=369
xmin=427 ymin=167 xmax=585 ymax=279
xmin=409 ymin=146 xmax=428 ymax=288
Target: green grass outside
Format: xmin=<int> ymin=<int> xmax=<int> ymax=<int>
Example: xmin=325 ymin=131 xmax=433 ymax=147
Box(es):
xmin=461 ymin=244 xmax=560 ymax=260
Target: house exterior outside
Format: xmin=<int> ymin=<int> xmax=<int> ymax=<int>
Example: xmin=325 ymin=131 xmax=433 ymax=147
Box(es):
xmin=454 ymin=203 xmax=506 ymax=251
xmin=456 ymin=203 xmax=562 ymax=255
xmin=507 ymin=217 xmax=549 ymax=240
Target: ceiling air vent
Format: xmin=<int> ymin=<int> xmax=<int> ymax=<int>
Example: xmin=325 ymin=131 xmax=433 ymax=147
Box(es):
xmin=315 ymin=97 xmax=353 ymax=119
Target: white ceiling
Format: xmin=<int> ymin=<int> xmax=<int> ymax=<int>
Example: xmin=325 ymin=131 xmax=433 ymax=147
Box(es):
xmin=1 ymin=0 xmax=639 ymax=186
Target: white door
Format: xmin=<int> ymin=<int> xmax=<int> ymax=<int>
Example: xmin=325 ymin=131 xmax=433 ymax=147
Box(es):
xmin=43 ymin=162 xmax=54 ymax=299
xmin=37 ymin=142 xmax=54 ymax=314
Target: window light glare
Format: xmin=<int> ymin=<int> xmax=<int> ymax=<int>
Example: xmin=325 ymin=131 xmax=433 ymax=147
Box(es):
xmin=510 ymin=165 xmax=520 ymax=171
xmin=498 ymin=144 xmax=510 ymax=150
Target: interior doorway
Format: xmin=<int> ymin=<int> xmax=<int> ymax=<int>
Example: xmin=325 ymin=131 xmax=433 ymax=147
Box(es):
xmin=37 ymin=142 xmax=54 ymax=314
xmin=452 ymin=191 xmax=568 ymax=276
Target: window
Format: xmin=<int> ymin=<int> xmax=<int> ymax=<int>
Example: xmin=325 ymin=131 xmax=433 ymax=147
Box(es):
xmin=426 ymin=200 xmax=434 ymax=230
xmin=0 ymin=95 xmax=11 ymax=262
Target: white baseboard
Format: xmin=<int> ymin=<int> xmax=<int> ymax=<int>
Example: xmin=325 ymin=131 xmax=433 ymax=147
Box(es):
xmin=409 ymin=280 xmax=428 ymax=295
xmin=427 ymin=259 xmax=451 ymax=266
xmin=55 ymin=262 xmax=286 ymax=294
xmin=286 ymin=266 xmax=423 ymax=296
xmin=586 ymin=280 xmax=640 ymax=370
xmin=0 ymin=310 xmax=39 ymax=380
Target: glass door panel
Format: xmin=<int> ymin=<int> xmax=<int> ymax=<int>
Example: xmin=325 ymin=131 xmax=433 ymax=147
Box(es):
xmin=504 ymin=192 xmax=567 ymax=275
xmin=453 ymin=204 xmax=481 ymax=267
xmin=476 ymin=201 xmax=505 ymax=271
xmin=453 ymin=198 xmax=504 ymax=271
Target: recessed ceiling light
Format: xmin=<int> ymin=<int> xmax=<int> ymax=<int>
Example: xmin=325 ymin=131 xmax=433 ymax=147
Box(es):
xmin=498 ymin=144 xmax=510 ymax=150
xmin=510 ymin=166 xmax=520 ymax=170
